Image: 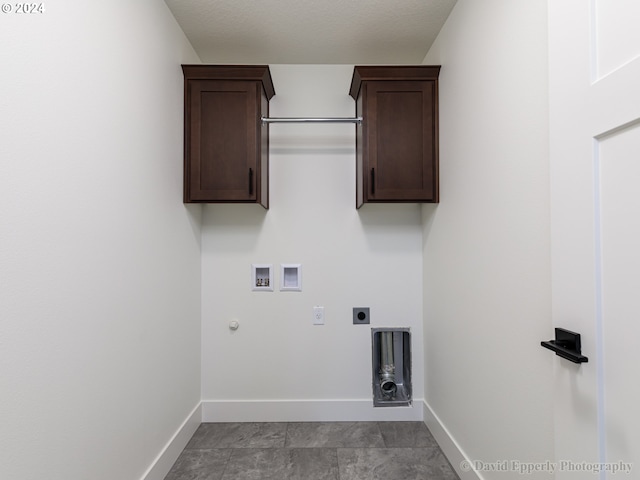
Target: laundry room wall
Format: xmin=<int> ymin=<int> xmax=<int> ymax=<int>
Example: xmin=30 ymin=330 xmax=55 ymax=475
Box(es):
xmin=421 ymin=1 xmax=554 ymax=478
xmin=200 ymin=65 xmax=425 ymax=421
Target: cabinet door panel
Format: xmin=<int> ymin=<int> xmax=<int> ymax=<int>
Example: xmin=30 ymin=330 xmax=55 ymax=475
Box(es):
xmin=188 ymin=80 xmax=257 ymax=202
xmin=366 ymin=81 xmax=437 ymax=202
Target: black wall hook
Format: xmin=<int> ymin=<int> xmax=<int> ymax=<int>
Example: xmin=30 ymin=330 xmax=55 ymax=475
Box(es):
xmin=541 ymin=328 xmax=588 ymax=364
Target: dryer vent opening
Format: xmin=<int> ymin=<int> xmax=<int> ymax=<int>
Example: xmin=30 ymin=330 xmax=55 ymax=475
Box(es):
xmin=371 ymin=328 xmax=411 ymax=407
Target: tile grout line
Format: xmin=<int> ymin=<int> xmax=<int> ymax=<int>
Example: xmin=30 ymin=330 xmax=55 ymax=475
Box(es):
xmin=284 ymin=421 xmax=290 ymax=448
xmin=375 ymin=421 xmax=386 ymax=448
xmin=217 ymin=449 xmax=232 ymax=480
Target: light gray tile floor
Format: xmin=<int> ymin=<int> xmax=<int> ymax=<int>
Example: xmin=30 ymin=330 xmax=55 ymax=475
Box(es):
xmin=165 ymin=421 xmax=460 ymax=480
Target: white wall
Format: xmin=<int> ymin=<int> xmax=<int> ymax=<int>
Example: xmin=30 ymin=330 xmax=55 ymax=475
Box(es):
xmin=421 ymin=1 xmax=554 ymax=478
xmin=0 ymin=2 xmax=202 ymax=480
xmin=201 ymin=65 xmax=424 ymax=421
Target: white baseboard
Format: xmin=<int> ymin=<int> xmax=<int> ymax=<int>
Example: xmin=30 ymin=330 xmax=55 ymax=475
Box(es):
xmin=423 ymin=400 xmax=483 ymax=480
xmin=202 ymin=399 xmax=424 ymax=422
xmin=141 ymin=402 xmax=202 ymax=480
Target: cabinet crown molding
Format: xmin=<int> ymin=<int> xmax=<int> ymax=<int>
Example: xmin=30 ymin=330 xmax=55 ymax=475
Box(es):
xmin=349 ymin=65 xmax=441 ymax=100
xmin=182 ymin=64 xmax=275 ymax=100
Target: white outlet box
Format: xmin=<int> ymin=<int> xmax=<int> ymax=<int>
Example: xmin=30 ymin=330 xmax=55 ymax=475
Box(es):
xmin=280 ymin=264 xmax=302 ymax=291
xmin=313 ymin=306 xmax=324 ymax=325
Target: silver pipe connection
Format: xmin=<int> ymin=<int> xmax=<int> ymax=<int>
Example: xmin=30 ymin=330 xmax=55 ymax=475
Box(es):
xmin=379 ymin=331 xmax=397 ymax=397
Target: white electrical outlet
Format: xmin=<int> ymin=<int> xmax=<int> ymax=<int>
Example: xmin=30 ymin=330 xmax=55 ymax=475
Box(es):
xmin=313 ymin=306 xmax=324 ymax=325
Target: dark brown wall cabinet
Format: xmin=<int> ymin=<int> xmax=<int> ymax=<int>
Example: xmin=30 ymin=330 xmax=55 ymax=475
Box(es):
xmin=182 ymin=65 xmax=275 ymax=206
xmin=350 ymin=66 xmax=441 ymax=208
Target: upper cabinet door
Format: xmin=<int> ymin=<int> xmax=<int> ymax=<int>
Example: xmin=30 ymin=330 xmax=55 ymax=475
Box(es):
xmin=182 ymin=65 xmax=274 ymax=207
xmin=351 ymin=66 xmax=440 ymax=208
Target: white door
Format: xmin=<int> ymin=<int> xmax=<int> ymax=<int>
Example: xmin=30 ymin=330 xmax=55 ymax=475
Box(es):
xmin=549 ymin=1 xmax=640 ymax=478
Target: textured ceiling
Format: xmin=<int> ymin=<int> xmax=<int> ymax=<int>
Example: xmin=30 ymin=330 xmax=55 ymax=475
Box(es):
xmin=165 ymin=0 xmax=457 ymax=64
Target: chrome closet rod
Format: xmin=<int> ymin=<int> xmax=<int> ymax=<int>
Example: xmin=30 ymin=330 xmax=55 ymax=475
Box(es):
xmin=261 ymin=116 xmax=363 ymax=124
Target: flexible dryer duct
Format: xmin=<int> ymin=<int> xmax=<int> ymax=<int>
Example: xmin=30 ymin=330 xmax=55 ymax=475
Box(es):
xmin=379 ymin=331 xmax=397 ymax=397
